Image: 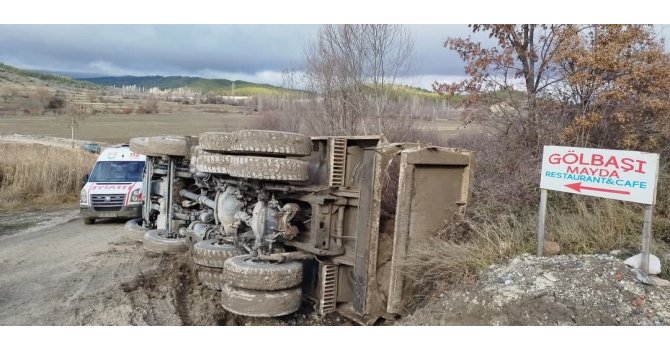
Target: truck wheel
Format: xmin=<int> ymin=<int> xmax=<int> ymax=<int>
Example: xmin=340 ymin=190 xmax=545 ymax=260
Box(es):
xmin=147 ymin=136 xmax=189 ymax=157
xmin=200 ymin=130 xmax=312 ymax=156
xmin=199 ymin=132 xmax=233 ymax=152
xmin=228 ymin=156 xmax=309 ymax=182
xmin=197 ymin=265 xmax=225 ymax=291
xmin=189 ymin=145 xmax=200 ymax=172
xmin=193 ymin=150 xmax=234 ymax=174
xmin=143 ymin=229 xmax=188 ymax=253
xmin=84 ymin=218 xmax=95 ymax=225
xmin=129 ymin=137 xmax=163 ymax=157
xmin=221 ymin=283 xmax=302 ymax=317
xmin=223 ymin=255 xmax=303 ymax=291
xmin=192 ymin=239 xmax=242 ymax=268
xmin=124 ymin=218 xmax=148 ymax=242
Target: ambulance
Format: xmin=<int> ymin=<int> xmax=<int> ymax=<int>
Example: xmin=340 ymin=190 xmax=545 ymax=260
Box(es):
xmin=80 ymin=145 xmax=146 ymax=224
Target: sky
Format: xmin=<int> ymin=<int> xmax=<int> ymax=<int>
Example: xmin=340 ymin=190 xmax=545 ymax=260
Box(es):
xmin=0 ymin=24 xmax=483 ymax=89
xmin=1 ymin=0 xmax=668 ymax=91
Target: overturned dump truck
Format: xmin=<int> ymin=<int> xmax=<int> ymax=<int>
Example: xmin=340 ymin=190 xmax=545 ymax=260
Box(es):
xmin=126 ymin=130 xmax=473 ymax=325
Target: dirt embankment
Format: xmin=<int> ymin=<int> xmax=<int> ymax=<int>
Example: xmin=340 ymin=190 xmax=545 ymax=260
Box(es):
xmin=401 ymin=254 xmax=670 ymax=326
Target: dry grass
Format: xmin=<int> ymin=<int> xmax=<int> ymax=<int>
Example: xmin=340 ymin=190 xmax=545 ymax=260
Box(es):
xmin=0 ymin=143 xmax=97 ymax=209
xmin=402 ymin=196 xmax=670 ymax=300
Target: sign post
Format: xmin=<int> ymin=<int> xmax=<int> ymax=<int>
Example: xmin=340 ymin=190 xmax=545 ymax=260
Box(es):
xmin=538 ymin=146 xmax=660 ymax=273
xmin=641 ymin=205 xmax=653 ymax=273
xmin=536 ymin=189 xmax=548 ymax=257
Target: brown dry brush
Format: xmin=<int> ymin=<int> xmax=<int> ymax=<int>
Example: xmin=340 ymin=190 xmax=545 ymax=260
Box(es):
xmin=403 ymin=135 xmax=670 ymax=295
xmin=244 ymin=94 xmax=447 ymax=144
xmin=402 ymin=196 xmax=670 ymax=299
xmin=0 ymin=143 xmax=97 ymax=209
xmin=137 ymin=98 xmax=159 ymax=114
xmin=400 ymin=25 xmax=670 ymax=297
xmin=399 ymin=130 xmax=670 ymax=300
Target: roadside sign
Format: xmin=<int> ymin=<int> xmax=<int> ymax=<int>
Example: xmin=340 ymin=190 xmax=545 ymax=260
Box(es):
xmin=537 ymin=145 xmax=662 ymax=274
xmin=540 ymin=146 xmax=660 ymax=205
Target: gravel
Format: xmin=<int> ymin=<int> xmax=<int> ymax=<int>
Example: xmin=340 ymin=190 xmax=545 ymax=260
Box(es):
xmin=401 ymin=254 xmax=670 ymax=326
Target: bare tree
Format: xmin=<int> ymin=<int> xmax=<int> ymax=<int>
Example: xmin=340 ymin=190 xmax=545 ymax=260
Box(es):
xmin=63 ymin=98 xmax=91 ymax=149
xmin=362 ymin=25 xmax=414 ymax=133
xmin=304 ymin=24 xmax=414 ymax=135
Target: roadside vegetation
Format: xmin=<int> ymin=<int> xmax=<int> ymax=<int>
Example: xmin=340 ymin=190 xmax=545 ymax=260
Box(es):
xmin=0 ymin=143 xmax=97 ymax=210
xmin=401 ymin=24 xmax=670 ymax=305
xmin=404 ymin=126 xmax=669 ymax=304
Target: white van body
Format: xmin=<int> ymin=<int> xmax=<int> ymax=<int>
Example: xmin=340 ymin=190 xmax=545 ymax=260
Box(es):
xmin=80 ymin=146 xmax=146 ymax=224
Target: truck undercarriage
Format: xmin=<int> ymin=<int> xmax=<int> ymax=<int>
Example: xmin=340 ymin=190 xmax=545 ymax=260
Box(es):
xmin=126 ymin=130 xmax=473 ymax=324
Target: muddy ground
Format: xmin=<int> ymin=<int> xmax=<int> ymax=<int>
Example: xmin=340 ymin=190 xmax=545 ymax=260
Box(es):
xmin=0 ymin=209 xmax=345 ymax=326
xmin=3 ymin=209 xmax=670 ymax=326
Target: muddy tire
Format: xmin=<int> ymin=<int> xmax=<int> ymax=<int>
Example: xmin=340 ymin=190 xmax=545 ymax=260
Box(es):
xmin=200 ymin=130 xmax=312 ymax=156
xmin=189 ymin=146 xmax=200 ymax=173
xmin=147 ymin=136 xmax=189 ymax=157
xmin=143 ymin=229 xmax=188 ymax=253
xmin=184 ymin=136 xmax=198 ymax=160
xmin=221 ymin=283 xmax=302 ymax=317
xmin=223 ymin=255 xmax=303 ymax=291
xmin=129 ymin=137 xmax=163 ymax=157
xmin=192 ymin=239 xmax=242 ymax=268
xmin=197 ymin=266 xmax=225 ymax=291
xmin=193 ymin=150 xmax=235 ymax=174
xmin=83 ymin=218 xmax=95 ymax=225
xmin=228 ymin=156 xmax=309 ymax=182
xmin=199 ymin=132 xmax=233 ymax=152
xmin=124 ymin=218 xmax=148 ymax=242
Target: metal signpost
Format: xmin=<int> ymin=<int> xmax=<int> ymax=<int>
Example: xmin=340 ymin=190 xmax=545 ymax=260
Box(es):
xmin=537 ymin=146 xmax=660 ymax=273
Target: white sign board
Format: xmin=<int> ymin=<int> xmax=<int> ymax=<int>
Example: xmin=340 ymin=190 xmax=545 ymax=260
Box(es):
xmin=540 ymin=146 xmax=660 ymax=204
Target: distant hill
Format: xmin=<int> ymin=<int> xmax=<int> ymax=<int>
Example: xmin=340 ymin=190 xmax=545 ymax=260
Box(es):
xmin=78 ymin=75 xmax=291 ymax=96
xmin=0 ymin=63 xmax=98 ymax=89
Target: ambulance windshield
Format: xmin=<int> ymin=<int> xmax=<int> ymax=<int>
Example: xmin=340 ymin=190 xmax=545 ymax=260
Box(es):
xmin=88 ymin=161 xmax=144 ymax=183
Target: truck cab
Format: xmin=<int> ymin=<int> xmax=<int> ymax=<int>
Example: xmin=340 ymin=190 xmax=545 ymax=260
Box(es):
xmin=80 ymin=145 xmax=146 ymax=225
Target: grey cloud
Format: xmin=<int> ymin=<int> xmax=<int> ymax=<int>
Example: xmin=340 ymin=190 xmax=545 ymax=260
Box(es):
xmin=0 ymin=24 xmax=473 ymax=80
xmin=13 ymin=24 xmax=666 ymax=89
xmin=0 ymin=24 xmax=319 ymax=76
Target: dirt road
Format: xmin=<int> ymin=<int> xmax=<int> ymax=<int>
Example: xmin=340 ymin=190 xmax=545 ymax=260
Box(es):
xmin=0 ymin=212 xmax=162 ymax=325
xmin=0 ymin=210 xmax=344 ymax=326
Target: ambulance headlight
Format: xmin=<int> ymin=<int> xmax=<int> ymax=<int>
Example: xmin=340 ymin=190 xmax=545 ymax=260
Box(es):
xmin=130 ymin=188 xmax=141 ymax=203
xmin=80 ymin=189 xmax=88 ymax=204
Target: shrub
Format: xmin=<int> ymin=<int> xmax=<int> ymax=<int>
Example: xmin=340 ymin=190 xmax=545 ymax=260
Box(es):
xmin=137 ymin=99 xmax=159 ymax=114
